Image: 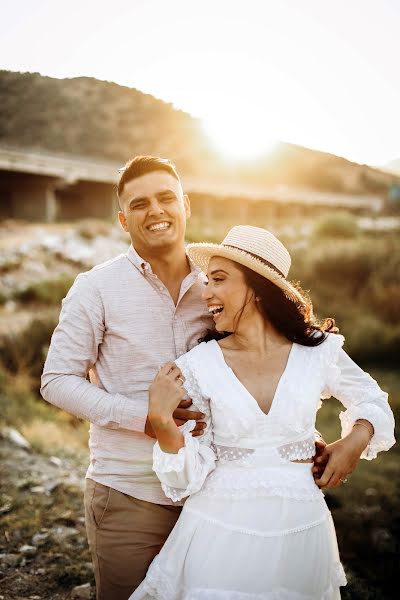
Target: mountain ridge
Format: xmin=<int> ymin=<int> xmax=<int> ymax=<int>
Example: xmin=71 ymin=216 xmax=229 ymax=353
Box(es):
xmin=1 ymin=70 xmax=399 ymax=194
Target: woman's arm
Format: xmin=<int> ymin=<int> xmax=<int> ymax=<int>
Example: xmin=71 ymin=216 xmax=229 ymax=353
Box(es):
xmin=148 ymin=355 xmax=217 ymax=501
xmin=314 ymin=418 xmax=374 ymax=488
xmin=315 ymin=340 xmax=395 ymax=488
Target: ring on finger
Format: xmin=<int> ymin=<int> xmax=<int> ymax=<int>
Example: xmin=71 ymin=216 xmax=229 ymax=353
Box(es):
xmin=339 ymin=478 xmax=348 ymax=483
xmin=176 ymin=376 xmax=184 ymax=385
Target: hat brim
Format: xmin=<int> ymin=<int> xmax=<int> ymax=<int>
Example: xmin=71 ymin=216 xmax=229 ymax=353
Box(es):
xmin=187 ymin=243 xmax=304 ymax=304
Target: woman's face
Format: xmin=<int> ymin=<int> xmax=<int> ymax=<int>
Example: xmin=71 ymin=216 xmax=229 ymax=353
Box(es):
xmin=202 ymin=256 xmax=257 ymax=332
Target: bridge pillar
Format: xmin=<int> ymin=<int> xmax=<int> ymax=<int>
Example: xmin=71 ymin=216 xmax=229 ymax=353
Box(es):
xmin=45 ymin=182 xmax=59 ymax=222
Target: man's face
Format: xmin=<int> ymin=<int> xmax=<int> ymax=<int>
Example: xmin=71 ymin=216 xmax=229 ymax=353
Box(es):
xmin=118 ymin=170 xmax=190 ymax=257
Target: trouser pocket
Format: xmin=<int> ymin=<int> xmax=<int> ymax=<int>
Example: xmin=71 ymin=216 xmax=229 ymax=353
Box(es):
xmin=91 ymin=481 xmax=111 ymax=528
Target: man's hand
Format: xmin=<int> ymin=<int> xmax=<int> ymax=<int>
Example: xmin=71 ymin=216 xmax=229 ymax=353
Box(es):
xmin=145 ymin=398 xmax=206 ymax=439
xmin=312 ymin=438 xmax=329 ymax=481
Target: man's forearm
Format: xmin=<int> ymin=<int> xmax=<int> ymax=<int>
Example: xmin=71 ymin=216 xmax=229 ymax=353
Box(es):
xmin=41 ymin=373 xmax=147 ymax=432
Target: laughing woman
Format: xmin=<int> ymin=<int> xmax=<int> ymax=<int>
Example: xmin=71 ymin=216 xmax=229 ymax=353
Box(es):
xmin=130 ymin=226 xmax=395 ymax=600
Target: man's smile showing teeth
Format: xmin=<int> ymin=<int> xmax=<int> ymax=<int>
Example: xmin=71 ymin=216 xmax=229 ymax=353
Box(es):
xmin=208 ymin=305 xmax=224 ymax=315
xmin=148 ymin=222 xmax=170 ymax=231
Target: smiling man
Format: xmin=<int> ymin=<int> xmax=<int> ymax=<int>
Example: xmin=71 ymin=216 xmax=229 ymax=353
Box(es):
xmin=41 ymin=156 xmax=213 ymax=600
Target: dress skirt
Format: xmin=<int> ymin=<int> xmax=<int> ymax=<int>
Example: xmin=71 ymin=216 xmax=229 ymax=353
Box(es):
xmin=131 ymin=450 xmax=347 ymax=600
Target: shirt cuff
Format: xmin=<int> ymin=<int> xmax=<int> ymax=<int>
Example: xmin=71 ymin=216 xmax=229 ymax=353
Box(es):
xmin=118 ymin=394 xmax=149 ymax=433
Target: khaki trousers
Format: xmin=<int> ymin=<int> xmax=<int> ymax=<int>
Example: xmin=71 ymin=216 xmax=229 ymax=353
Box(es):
xmin=84 ymin=478 xmax=182 ymax=600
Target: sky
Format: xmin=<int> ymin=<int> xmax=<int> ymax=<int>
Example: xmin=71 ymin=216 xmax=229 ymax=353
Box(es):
xmin=1 ymin=0 xmax=399 ymax=166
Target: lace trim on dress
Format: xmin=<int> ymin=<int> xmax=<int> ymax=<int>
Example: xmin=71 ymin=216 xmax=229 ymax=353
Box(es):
xmin=183 ymin=506 xmax=329 ymax=537
xmin=213 ymin=441 xmax=315 ymax=464
xmin=319 ymin=334 xmax=345 ymax=400
xmin=139 ymin=558 xmax=347 ymax=600
xmin=153 ymin=421 xmax=197 ymax=474
xmin=153 ymin=420 xmax=217 ymax=502
xmin=213 ymin=444 xmax=255 ymax=462
xmin=175 ymin=350 xmax=214 ymax=446
xmin=276 ymin=438 xmax=315 ymax=461
xmin=339 ymin=401 xmax=395 ymax=460
xmin=197 ymin=467 xmax=323 ymax=502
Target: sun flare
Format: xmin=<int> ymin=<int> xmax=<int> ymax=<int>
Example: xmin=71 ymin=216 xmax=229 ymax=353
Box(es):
xmin=203 ymin=113 xmax=277 ymax=161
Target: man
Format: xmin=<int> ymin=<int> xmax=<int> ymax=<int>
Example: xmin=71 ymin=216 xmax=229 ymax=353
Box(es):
xmin=41 ymin=156 xmax=327 ymax=600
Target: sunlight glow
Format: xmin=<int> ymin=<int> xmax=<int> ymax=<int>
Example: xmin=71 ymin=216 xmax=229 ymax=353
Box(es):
xmin=1 ymin=0 xmax=399 ymax=165
xmin=203 ymin=113 xmax=278 ymax=161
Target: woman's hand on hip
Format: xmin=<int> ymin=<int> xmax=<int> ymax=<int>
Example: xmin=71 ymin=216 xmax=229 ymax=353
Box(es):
xmin=313 ymin=428 xmax=369 ymax=489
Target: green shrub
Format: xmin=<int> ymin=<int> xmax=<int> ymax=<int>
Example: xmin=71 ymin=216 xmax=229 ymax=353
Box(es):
xmin=0 ymin=371 xmax=42 ymax=426
xmin=15 ymin=274 xmax=74 ymax=305
xmin=304 ymin=244 xmax=373 ymax=298
xmin=312 ymin=212 xmax=360 ymax=239
xmin=368 ymin=283 xmax=400 ymax=324
xmin=0 ymin=317 xmax=58 ymax=380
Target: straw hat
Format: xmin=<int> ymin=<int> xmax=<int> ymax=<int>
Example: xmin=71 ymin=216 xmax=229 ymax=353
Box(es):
xmin=187 ymin=225 xmax=304 ymax=304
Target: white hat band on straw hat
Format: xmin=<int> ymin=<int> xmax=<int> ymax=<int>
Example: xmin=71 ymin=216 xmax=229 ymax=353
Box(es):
xmin=186 ymin=225 xmax=304 ymax=304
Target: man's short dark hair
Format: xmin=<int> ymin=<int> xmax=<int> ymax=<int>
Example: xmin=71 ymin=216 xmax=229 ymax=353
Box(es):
xmin=117 ymin=156 xmax=180 ymax=202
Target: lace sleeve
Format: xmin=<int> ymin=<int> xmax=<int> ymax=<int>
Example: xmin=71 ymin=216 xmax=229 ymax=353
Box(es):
xmin=152 ymin=345 xmax=216 ymax=501
xmin=321 ymin=336 xmax=395 ymax=459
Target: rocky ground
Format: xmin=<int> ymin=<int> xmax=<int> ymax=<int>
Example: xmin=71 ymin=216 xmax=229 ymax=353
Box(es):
xmin=0 ymin=428 xmax=93 ymax=600
xmin=0 ymin=218 xmax=131 ymax=339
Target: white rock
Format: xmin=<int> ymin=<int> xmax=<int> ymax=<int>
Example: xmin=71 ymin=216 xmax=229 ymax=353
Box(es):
xmin=1 ymin=427 xmax=31 ymax=450
xmin=31 ymin=532 xmax=49 ymax=546
xmin=50 ymin=456 xmax=63 ymax=467
xmin=19 ymin=544 xmax=37 ymax=556
xmin=71 ymin=582 xmax=91 ymax=599
xmin=30 ymin=485 xmax=46 ymax=494
xmin=49 ymin=525 xmax=79 ymax=543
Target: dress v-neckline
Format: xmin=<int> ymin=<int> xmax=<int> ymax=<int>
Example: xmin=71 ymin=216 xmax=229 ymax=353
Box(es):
xmin=211 ymin=339 xmax=296 ymax=418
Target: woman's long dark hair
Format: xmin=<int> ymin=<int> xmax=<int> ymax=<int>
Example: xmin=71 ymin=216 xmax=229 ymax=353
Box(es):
xmin=200 ymin=263 xmax=338 ymax=347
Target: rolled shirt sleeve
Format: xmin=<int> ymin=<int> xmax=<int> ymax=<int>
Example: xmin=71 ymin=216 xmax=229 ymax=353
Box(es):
xmin=321 ymin=335 xmax=396 ymax=460
xmin=40 ymin=273 xmax=148 ymax=432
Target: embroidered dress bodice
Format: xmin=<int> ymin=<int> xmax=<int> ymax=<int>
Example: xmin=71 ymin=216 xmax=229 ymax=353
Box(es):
xmin=152 ymin=334 xmax=395 ymax=504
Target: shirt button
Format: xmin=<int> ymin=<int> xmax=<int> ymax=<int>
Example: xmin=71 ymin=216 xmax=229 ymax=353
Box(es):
xmin=159 ymin=286 xmax=163 ymax=291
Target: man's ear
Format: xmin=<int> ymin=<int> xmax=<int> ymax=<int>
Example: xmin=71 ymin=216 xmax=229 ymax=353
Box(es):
xmin=118 ymin=210 xmax=129 ymax=232
xmin=183 ymin=194 xmax=191 ymax=219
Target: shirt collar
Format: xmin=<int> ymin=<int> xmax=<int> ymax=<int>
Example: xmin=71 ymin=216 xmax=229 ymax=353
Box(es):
xmin=127 ymin=244 xmax=203 ymax=278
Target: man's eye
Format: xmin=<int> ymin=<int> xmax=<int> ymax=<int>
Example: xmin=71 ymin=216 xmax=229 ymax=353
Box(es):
xmin=213 ymin=278 xmax=223 ymax=282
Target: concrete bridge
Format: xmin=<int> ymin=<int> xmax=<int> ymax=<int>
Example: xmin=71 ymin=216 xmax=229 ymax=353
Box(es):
xmin=0 ymin=145 xmax=384 ymax=222
xmin=0 ymin=146 xmax=121 ymax=221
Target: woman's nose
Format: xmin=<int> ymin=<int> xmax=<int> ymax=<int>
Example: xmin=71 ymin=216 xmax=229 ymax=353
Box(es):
xmin=201 ymin=285 xmax=212 ymax=300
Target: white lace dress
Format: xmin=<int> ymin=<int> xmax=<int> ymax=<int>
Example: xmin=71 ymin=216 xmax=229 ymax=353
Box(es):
xmin=131 ymin=334 xmax=395 ymax=600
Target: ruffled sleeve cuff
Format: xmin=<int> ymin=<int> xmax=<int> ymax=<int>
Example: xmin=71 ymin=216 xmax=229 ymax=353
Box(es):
xmin=152 ymin=420 xmax=216 ymax=501
xmin=339 ymin=402 xmax=396 ymax=460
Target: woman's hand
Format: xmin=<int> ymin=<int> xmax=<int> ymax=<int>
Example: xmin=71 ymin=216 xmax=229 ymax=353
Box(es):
xmin=314 ymin=426 xmax=371 ymax=488
xmin=148 ymin=362 xmax=187 ymax=424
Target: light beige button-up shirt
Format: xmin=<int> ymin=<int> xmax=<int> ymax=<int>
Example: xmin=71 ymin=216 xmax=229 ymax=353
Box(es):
xmin=41 ymin=245 xmax=213 ymax=505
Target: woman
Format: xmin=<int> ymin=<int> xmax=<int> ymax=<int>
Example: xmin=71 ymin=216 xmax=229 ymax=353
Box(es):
xmin=131 ymin=226 xmax=395 ymax=600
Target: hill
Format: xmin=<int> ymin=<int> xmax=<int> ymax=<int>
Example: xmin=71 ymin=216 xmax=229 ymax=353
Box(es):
xmin=1 ymin=70 xmax=399 ymax=194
